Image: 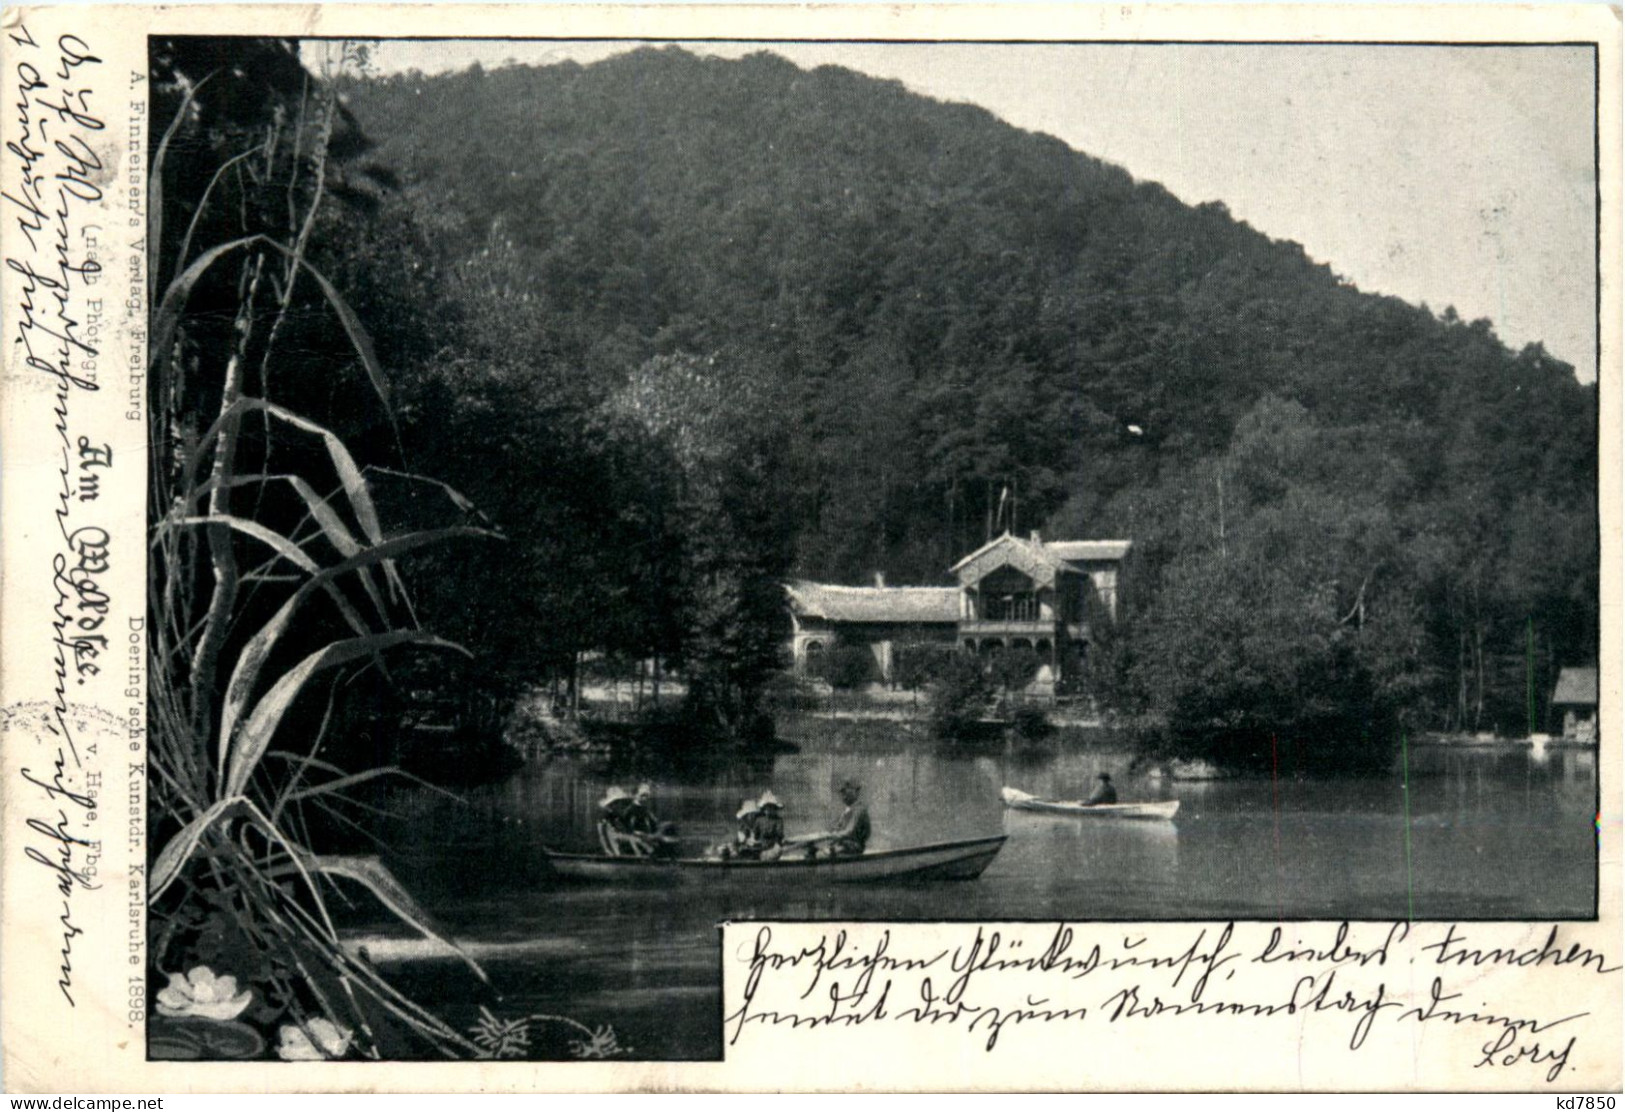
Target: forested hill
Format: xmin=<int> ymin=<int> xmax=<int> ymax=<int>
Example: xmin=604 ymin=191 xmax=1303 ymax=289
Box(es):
xmin=347 ymin=48 xmax=1589 ymax=578
xmin=334 ymin=47 xmax=1595 ymax=739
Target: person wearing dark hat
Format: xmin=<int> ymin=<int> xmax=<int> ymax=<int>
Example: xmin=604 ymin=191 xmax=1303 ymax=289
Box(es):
xmin=806 ymin=779 xmax=870 ymax=858
xmin=1086 ymin=772 xmax=1118 ymax=806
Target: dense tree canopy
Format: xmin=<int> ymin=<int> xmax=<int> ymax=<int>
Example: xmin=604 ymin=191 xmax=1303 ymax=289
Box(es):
xmin=316 ymin=46 xmax=1596 ymax=752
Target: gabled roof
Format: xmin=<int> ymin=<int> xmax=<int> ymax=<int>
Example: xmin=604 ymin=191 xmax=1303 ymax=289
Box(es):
xmin=1552 ymin=666 xmax=1598 ymax=707
xmin=947 ymin=533 xmax=1008 ymax=573
xmin=950 ymin=533 xmax=1072 ymax=588
xmin=948 ymin=532 xmax=1131 ymax=586
xmin=784 ymin=581 xmax=960 ymax=624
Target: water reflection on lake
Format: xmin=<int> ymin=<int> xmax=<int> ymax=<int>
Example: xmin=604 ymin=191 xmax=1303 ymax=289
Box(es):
xmin=371 ymin=717 xmax=1597 ymax=1059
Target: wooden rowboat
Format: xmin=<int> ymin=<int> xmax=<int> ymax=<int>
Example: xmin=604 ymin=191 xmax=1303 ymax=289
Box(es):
xmin=544 ymin=834 xmax=1007 ymax=885
xmin=1001 ymin=786 xmax=1180 ymax=821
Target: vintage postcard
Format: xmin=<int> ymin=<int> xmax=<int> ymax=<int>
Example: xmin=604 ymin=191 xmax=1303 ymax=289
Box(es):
xmin=1 ymin=2 xmax=1619 ymax=1093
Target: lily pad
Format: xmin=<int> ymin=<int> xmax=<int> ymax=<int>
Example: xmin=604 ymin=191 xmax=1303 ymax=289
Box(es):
xmin=149 ymin=1017 xmax=266 ymax=1060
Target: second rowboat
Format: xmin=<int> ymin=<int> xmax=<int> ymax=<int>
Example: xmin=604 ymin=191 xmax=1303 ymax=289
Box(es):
xmin=1001 ymin=786 xmax=1179 ymax=821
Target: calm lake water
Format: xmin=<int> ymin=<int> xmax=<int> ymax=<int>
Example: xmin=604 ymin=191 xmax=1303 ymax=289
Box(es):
xmin=368 ymin=717 xmax=1597 ymax=1060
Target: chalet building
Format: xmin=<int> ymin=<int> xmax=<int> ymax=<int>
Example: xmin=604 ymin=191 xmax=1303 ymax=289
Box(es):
xmin=1551 ymin=666 xmax=1598 ymax=741
xmin=786 ymin=531 xmax=1131 ymax=691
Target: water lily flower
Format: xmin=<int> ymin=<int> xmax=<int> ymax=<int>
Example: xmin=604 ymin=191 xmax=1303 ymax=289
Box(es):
xmin=276 ymin=1017 xmax=353 ymax=1060
xmin=469 ymin=1007 xmax=530 ymax=1060
xmin=155 ymin=966 xmax=253 ymax=1021
xmin=569 ymin=1023 xmax=627 ymax=1060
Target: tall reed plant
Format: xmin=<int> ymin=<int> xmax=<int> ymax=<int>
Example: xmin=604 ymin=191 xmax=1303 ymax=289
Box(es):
xmin=146 ymin=41 xmax=493 ymax=1060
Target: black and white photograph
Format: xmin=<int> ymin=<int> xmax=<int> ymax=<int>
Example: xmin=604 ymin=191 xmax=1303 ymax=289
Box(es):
xmin=122 ymin=26 xmax=1605 ymax=1069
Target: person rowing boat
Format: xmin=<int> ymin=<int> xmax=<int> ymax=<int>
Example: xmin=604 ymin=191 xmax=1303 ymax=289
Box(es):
xmin=788 ymin=779 xmax=870 ymax=859
xmin=1001 ymin=785 xmax=1180 ymax=821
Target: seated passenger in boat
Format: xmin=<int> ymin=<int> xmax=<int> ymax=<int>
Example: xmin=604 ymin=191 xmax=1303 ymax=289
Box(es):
xmin=753 ymin=791 xmax=786 ymax=860
xmin=714 ymin=799 xmax=761 ymax=860
xmin=1086 ymin=773 xmax=1118 ymax=806
xmin=736 ymin=798 xmax=763 ymax=851
xmin=627 ymin=781 xmax=681 ymax=859
xmin=597 ymin=786 xmax=646 ymax=856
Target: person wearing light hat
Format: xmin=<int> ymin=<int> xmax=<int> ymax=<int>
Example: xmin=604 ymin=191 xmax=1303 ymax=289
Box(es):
xmin=627 ymin=781 xmax=680 ymax=859
xmin=599 ymin=785 xmax=634 ymax=829
xmin=597 ymin=786 xmax=641 ymax=855
xmin=734 ymin=798 xmax=762 ymax=853
xmin=711 ymin=798 xmax=760 ymax=860
xmin=753 ymin=791 xmax=786 ymax=857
